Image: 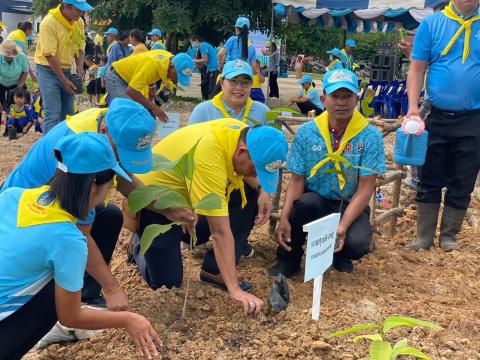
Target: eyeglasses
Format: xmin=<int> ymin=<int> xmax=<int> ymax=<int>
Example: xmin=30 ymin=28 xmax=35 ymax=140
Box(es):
xmin=226 ymin=78 xmax=253 ymax=89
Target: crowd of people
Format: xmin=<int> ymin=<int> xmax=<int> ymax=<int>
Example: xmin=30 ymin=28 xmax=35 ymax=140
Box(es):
xmin=0 ymin=0 xmax=479 ymax=359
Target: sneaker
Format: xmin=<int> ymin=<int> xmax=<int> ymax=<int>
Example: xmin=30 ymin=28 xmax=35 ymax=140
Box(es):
xmin=268 ymin=260 xmax=300 ymax=278
xmin=332 ymin=258 xmax=355 ymax=274
xmin=241 ymin=242 xmax=254 ymax=258
xmin=199 ymin=269 xmax=253 ymax=293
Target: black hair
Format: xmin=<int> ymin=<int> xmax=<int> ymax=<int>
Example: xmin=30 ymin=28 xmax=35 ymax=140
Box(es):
xmin=270 ymin=42 xmax=277 ymax=53
xmin=0 ymin=36 xmax=3 ymax=44
xmin=18 ymin=21 xmax=33 ymax=32
xmin=118 ymin=31 xmax=129 ymax=41
xmin=99 ymin=55 xmax=107 ymax=64
xmin=190 ymin=34 xmax=201 ymax=42
xmin=85 ymin=54 xmax=94 ymax=62
xmin=129 ymin=28 xmax=146 ymax=44
xmin=13 ymin=87 xmax=26 ymax=98
xmin=237 ymin=25 xmax=249 ymax=61
xmin=48 ymin=150 xmax=115 ymax=220
xmin=311 ymin=81 xmax=316 ymax=88
xmin=239 ymin=124 xmax=262 ymax=144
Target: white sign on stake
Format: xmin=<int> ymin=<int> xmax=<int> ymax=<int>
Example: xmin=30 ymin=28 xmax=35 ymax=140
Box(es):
xmin=157 ymin=112 xmax=181 ymax=139
xmin=303 ymin=212 xmax=340 ymax=320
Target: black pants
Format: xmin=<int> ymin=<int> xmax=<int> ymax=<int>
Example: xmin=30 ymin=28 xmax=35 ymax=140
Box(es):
xmin=268 ymin=71 xmax=279 ymax=98
xmin=134 ymin=186 xmax=258 ymax=289
xmin=417 ymin=108 xmax=480 ymax=210
xmin=200 ymin=70 xmax=218 ymax=100
xmin=81 ymin=203 xmax=123 ymax=301
xmin=0 ymin=83 xmax=18 ymax=108
xmin=297 ymin=101 xmax=323 ymax=116
xmin=0 ymin=281 xmax=57 ymax=360
xmin=276 ymin=192 xmax=371 ymax=265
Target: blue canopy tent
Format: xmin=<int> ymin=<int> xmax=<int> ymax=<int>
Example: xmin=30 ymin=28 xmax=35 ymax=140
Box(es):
xmin=272 ymin=1 xmax=447 ymax=32
xmin=0 ymin=0 xmax=33 ymax=15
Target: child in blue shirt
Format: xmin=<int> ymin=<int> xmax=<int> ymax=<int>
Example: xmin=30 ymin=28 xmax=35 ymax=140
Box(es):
xmin=3 ymin=87 xmax=34 ymax=138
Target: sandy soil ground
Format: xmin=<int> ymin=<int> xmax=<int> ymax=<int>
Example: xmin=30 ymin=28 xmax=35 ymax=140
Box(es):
xmin=4 ymin=100 xmax=479 ymax=360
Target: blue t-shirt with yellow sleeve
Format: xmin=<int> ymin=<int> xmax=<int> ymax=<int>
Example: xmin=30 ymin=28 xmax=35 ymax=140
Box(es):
xmin=287 ymin=120 xmax=386 ymax=201
xmin=0 ymin=187 xmax=87 ymax=321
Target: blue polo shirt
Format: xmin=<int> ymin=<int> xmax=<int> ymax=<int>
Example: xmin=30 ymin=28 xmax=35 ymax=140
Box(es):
xmin=299 ymin=88 xmax=324 ymax=110
xmin=106 ymin=42 xmax=133 ymax=69
xmin=223 ymin=36 xmax=256 ymax=63
xmin=0 ymin=187 xmax=87 ymax=321
xmin=188 ymin=99 xmax=270 ymax=127
xmin=0 ymin=53 xmax=29 ymax=87
xmin=287 ymin=120 xmax=386 ymax=201
xmin=412 ymin=9 xmax=480 ymax=111
xmin=2 ymin=120 xmax=100 ymax=225
xmin=199 ymin=42 xmax=219 ymax=73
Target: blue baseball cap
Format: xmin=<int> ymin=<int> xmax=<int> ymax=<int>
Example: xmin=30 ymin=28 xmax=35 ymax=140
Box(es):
xmin=105 ymin=98 xmax=156 ymax=174
xmin=323 ymin=69 xmax=359 ymax=94
xmin=299 ymin=75 xmax=313 ymax=85
xmin=326 ymin=48 xmax=343 ymax=58
xmin=222 ymin=60 xmax=253 ymax=80
xmin=55 ymin=132 xmax=131 ymax=182
xmin=104 ymin=28 xmax=118 ymax=36
xmin=63 ymin=0 xmax=93 ymax=11
xmin=172 ymin=53 xmax=195 ymax=87
xmin=148 ymin=28 xmax=162 ymax=38
xmin=346 ymin=39 xmax=356 ymax=48
xmin=246 ymin=126 xmax=288 ymax=193
xmin=235 ymin=17 xmax=250 ymax=28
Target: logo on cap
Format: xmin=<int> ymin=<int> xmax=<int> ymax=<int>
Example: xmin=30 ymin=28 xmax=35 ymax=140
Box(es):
xmin=136 ymin=133 xmax=153 ymax=150
xmin=182 ymin=68 xmax=192 ymax=76
xmin=233 ymin=60 xmax=246 ymax=69
xmin=156 ymin=54 xmax=164 ymax=60
xmin=329 ymin=71 xmax=354 ymax=84
xmin=265 ymin=160 xmax=282 ymax=173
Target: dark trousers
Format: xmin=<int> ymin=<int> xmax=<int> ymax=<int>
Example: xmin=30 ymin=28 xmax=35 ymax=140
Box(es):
xmin=417 ymin=108 xmax=480 ymax=210
xmin=134 ymin=186 xmax=258 ymax=289
xmin=276 ymin=192 xmax=371 ymax=265
xmin=81 ymin=203 xmax=123 ymax=301
xmin=0 ymin=281 xmax=57 ymax=360
xmin=0 ymin=83 xmax=18 ymax=108
xmin=268 ymin=71 xmax=279 ymax=98
xmin=200 ymin=70 xmax=219 ymax=100
xmin=297 ymin=101 xmax=323 ymax=116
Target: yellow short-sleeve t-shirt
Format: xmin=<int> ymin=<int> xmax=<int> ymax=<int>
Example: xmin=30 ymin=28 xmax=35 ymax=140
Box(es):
xmin=113 ymin=50 xmax=171 ymax=98
xmin=136 ymin=119 xmax=248 ymax=216
xmin=34 ymin=13 xmax=85 ymax=69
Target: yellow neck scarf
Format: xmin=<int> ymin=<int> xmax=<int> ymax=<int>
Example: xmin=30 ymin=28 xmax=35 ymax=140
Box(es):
xmin=17 ymin=186 xmax=76 ymax=228
xmin=7 ymin=29 xmax=27 ymax=45
xmin=49 ymin=5 xmax=85 ymax=57
xmin=66 ymin=108 xmax=108 ymax=133
xmin=327 ymin=59 xmax=343 ymax=71
xmin=302 ymin=85 xmax=315 ymax=98
xmin=308 ymin=110 xmax=369 ymax=190
xmin=441 ymin=2 xmax=480 ymax=63
xmin=212 ymin=91 xmax=254 ymax=124
xmin=211 ymin=121 xmax=248 ymax=208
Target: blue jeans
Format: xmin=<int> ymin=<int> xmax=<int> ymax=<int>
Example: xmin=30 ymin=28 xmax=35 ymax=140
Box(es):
xmin=36 ymin=65 xmax=74 ymax=134
xmin=105 ymin=67 xmax=129 ymax=101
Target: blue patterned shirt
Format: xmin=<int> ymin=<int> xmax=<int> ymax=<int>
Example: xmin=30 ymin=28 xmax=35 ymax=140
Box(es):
xmin=287 ymin=120 xmax=386 ymax=201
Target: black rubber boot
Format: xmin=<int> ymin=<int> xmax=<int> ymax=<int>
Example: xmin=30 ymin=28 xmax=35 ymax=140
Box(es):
xmin=439 ymin=206 xmax=466 ymax=252
xmin=405 ymin=203 xmax=440 ymax=250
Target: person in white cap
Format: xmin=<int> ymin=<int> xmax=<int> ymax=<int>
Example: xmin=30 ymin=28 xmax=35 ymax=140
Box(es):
xmin=0 ymin=40 xmax=29 ymax=109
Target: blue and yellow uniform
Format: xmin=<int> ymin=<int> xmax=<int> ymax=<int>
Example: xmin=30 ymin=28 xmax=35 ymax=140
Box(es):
xmin=32 ymin=95 xmax=44 ymax=133
xmin=0 ymin=186 xmax=87 ymax=321
xmin=6 ymin=105 xmax=34 ymax=132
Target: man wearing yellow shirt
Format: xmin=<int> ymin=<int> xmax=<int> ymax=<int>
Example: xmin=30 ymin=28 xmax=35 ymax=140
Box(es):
xmin=105 ymin=50 xmax=194 ymax=123
xmin=134 ymin=119 xmax=288 ymax=315
xmin=34 ymin=0 xmax=93 ymax=134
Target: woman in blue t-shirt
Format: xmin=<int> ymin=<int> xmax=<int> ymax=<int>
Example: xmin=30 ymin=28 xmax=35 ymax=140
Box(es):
xmin=0 ymin=133 xmax=161 ymax=360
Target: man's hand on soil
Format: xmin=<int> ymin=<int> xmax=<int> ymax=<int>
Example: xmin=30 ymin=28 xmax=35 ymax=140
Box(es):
xmin=105 ymin=287 xmax=130 ymax=311
xmin=334 ymin=225 xmax=347 ymax=253
xmin=230 ymin=289 xmax=264 ymax=316
xmin=255 ymin=190 xmax=271 ymax=226
xmin=275 ymin=218 xmax=292 ymax=251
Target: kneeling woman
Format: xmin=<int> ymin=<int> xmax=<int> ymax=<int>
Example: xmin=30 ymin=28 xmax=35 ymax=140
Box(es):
xmin=289 ymin=75 xmax=324 ymax=116
xmin=0 ymin=133 xmax=161 ymax=360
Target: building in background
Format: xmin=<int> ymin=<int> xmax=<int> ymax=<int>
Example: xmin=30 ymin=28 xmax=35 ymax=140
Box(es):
xmin=0 ymin=0 xmax=38 ymax=36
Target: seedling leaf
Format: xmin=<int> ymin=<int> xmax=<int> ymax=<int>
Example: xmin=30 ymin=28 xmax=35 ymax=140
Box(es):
xmin=319 ymin=169 xmax=345 ymax=175
xmin=152 ymin=189 xmax=190 ymax=210
xmin=195 ymin=193 xmax=223 ymax=211
xmin=152 ymin=153 xmax=179 ymax=171
xmin=391 ymin=346 xmax=432 ymax=360
xmin=352 ymin=334 xmax=383 ymax=343
xmin=383 ymin=316 xmax=442 ymax=334
xmin=140 ymin=223 xmax=180 ymax=256
xmin=327 ymin=323 xmax=380 ymax=339
xmin=128 ymin=185 xmax=175 ymax=214
xmin=326 ymin=152 xmax=349 ymax=163
xmin=369 ymin=340 xmax=392 ymax=360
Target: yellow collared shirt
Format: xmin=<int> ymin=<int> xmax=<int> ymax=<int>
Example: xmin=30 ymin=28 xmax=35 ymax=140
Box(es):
xmin=113 ymin=50 xmax=172 ymax=98
xmin=34 ymin=14 xmax=85 ymax=69
xmin=136 ymin=119 xmax=248 ymax=216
